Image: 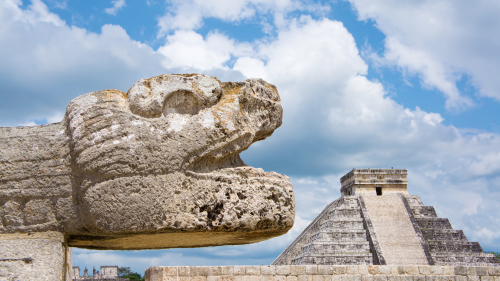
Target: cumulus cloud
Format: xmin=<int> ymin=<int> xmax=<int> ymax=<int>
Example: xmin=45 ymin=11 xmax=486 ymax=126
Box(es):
xmin=0 ymin=0 xmax=166 ymax=126
xmin=347 ymin=0 xmax=500 ymax=110
xmin=156 ymin=0 xmax=329 ymax=36
xmin=105 ymin=0 xmax=126 ymax=16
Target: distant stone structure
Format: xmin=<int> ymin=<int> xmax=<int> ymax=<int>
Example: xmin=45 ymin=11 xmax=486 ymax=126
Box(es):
xmin=72 ymin=265 xmax=128 ymax=280
xmin=273 ymin=169 xmax=499 ymax=266
xmin=0 ymin=74 xmax=294 ymax=280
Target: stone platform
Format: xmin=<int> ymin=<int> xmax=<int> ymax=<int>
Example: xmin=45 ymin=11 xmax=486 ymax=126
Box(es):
xmin=144 ymin=265 xmax=500 ymax=281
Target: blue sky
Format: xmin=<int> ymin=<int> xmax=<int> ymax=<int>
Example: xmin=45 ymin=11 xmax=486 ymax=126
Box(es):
xmin=2 ymin=0 xmax=500 ymax=276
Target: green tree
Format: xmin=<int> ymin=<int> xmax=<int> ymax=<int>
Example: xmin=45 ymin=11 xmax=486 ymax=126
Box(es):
xmin=486 ymin=252 xmax=500 ymax=262
xmin=118 ymin=266 xmax=144 ymax=281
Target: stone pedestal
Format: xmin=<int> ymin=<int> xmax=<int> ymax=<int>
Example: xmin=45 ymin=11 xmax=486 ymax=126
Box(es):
xmin=0 ymin=232 xmax=71 ymax=280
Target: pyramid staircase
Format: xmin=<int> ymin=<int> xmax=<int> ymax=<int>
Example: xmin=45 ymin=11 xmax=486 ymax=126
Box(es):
xmin=274 ymin=196 xmax=372 ymax=265
xmin=405 ymin=195 xmax=498 ymax=266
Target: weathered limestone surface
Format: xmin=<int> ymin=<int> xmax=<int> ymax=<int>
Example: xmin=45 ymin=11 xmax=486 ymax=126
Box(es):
xmin=0 ymin=74 xmax=294 ymax=250
xmin=0 ymin=232 xmax=72 ymax=280
xmin=144 ymin=265 xmax=500 ymax=281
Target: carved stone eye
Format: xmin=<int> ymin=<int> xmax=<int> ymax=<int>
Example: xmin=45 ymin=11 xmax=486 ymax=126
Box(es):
xmin=162 ymin=90 xmax=203 ymax=116
xmin=127 ymin=74 xmax=222 ymax=118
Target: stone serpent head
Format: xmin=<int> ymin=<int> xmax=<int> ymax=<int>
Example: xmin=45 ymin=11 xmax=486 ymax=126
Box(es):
xmin=54 ymin=74 xmax=293 ymax=249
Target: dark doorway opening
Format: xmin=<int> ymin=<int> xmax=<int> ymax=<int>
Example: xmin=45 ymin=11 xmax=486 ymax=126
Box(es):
xmin=376 ymin=187 xmax=382 ymax=196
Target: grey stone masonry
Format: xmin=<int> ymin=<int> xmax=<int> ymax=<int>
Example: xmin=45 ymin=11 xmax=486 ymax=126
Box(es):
xmin=273 ymin=196 xmax=372 ymax=265
xmin=144 ymin=265 xmax=500 ymax=281
xmin=405 ymin=195 xmax=498 ymax=266
xmin=273 ymin=169 xmax=499 ymax=266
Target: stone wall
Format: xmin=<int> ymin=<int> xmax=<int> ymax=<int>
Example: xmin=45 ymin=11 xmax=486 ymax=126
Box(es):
xmin=144 ymin=265 xmax=500 ymax=281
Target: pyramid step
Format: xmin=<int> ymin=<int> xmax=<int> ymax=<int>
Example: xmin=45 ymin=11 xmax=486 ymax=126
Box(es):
xmin=302 ymin=242 xmax=371 ymax=254
xmin=320 ymin=218 xmax=364 ymax=229
xmin=329 ymin=208 xmax=362 ymax=219
xmin=416 ymin=218 xmax=452 ymax=230
xmin=431 ymin=253 xmax=499 ymax=265
xmin=411 ymin=206 xmax=438 ymax=218
xmin=310 ymin=230 xmax=368 ymax=243
xmin=420 ymin=229 xmax=467 ymax=241
xmin=427 ymin=241 xmax=484 ymax=253
xmin=405 ymin=195 xmax=424 ymax=207
xmin=292 ymin=254 xmax=373 ymax=265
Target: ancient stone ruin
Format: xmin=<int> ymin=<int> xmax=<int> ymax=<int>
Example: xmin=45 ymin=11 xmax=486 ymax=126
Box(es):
xmin=272 ymin=169 xmax=499 ymax=266
xmin=0 ymin=74 xmax=295 ymax=280
xmin=72 ymin=265 xmax=128 ymax=280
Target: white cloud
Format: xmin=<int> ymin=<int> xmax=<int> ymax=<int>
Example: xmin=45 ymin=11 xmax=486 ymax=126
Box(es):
xmin=157 ymin=30 xmax=254 ymax=70
xmin=0 ymin=0 xmax=165 ymax=126
xmin=157 ymin=0 xmax=329 ymax=36
xmin=348 ymin=0 xmax=500 ymax=110
xmin=105 ymin=0 xmax=126 ymax=16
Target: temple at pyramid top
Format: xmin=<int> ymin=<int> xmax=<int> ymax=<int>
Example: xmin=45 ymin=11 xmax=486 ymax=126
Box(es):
xmin=273 ymin=168 xmax=499 ymax=266
xmin=340 ymin=168 xmax=408 ymax=196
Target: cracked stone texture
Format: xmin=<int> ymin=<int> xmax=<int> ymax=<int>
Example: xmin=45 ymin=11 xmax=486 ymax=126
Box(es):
xmin=0 ymin=74 xmax=294 ymax=250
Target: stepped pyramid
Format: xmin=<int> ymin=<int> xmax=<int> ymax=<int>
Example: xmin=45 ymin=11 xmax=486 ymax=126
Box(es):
xmin=272 ymin=169 xmax=499 ymax=266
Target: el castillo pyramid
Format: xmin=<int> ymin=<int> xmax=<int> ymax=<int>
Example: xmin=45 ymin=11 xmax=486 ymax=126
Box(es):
xmin=272 ymin=169 xmax=499 ymax=266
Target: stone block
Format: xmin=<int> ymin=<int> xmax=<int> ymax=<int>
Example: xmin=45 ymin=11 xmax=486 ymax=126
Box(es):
xmin=362 ymin=275 xmax=374 ymax=281
xmin=468 ymin=276 xmax=480 ymax=281
xmin=306 ymin=265 xmax=318 ymax=275
xmin=234 ymin=266 xmax=247 ymax=275
xmin=354 ymin=275 xmax=362 ymax=281
xmin=489 ymin=268 xmax=500 ymax=276
xmin=378 ymin=266 xmax=391 ymax=275
xmin=390 ymin=266 xmax=399 ymax=275
xmin=480 ymin=277 xmax=493 ymax=281
xmin=196 ymin=266 xmax=209 ymax=276
xmin=419 ymin=267 xmax=431 ymax=275
xmin=369 ymin=266 xmax=379 ymax=275
xmin=313 ymin=276 xmax=327 ymax=281
xmin=273 ymin=276 xmax=287 ymax=281
xmin=192 ymin=277 xmax=208 ymax=281
xmin=208 ymin=266 xmax=223 ymax=276
xmin=333 ymin=266 xmax=347 ymax=275
xmin=404 ymin=266 xmax=420 ymax=275
xmin=259 ymin=276 xmax=275 ymax=281
xmin=388 ymin=276 xmax=401 ymax=281
xmin=261 ymin=266 xmax=276 ymax=275
xmin=442 ymin=267 xmax=455 ymax=276
xmin=318 ymin=266 xmax=333 ymax=275
xmin=400 ymin=275 xmax=414 ymax=281
xmin=455 ymin=276 xmax=468 ymax=281
xmin=178 ymin=267 xmax=192 ymax=276
xmin=468 ymin=268 xmax=477 ymax=276
xmin=163 ymin=266 xmax=178 ymax=276
xmin=430 ymin=267 xmax=444 ymax=275
xmin=246 ymin=266 xmax=261 ymax=275
xmin=348 ymin=266 xmax=360 ymax=275
xmin=299 ymin=275 xmax=314 ymax=281
xmin=277 ymin=266 xmax=291 ymax=276
xmin=494 ymin=277 xmax=500 ymax=281
xmin=0 ymin=232 xmax=68 ymax=281
xmin=359 ymin=266 xmax=369 ymax=275
xmin=341 ymin=275 xmax=354 ymax=281
xmin=476 ymin=268 xmax=488 ymax=276
xmin=287 ymin=276 xmax=299 ymax=281
xmin=291 ymin=266 xmax=306 ymax=276
xmin=374 ymin=275 xmax=388 ymax=281
xmin=414 ymin=276 xmax=425 ymax=281
xmin=221 ymin=267 xmax=235 ymax=276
